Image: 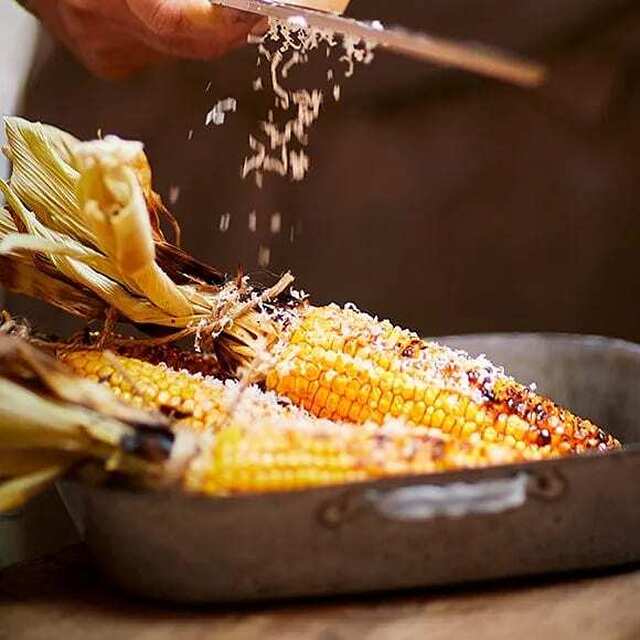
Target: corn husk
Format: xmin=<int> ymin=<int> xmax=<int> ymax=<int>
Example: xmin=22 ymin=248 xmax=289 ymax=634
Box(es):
xmin=74 ymin=137 xmax=191 ymax=317
xmin=0 ymin=118 xmax=293 ymax=369
xmin=0 ymin=466 xmax=69 ymax=512
xmin=0 ymin=253 xmax=105 ymax=319
xmin=0 ymin=334 xmax=177 ymax=512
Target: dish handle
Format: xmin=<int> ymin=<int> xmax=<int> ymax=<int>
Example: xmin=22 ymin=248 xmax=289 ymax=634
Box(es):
xmin=320 ymin=470 xmax=564 ymax=527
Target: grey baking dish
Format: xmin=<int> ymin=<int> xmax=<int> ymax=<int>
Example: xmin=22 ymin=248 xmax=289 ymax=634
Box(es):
xmin=58 ymin=334 xmax=640 ymax=603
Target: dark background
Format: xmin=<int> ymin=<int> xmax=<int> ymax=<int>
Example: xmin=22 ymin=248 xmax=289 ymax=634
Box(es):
xmin=11 ymin=0 xmax=640 ymax=340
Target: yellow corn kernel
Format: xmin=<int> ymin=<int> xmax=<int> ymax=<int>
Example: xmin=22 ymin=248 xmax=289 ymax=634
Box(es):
xmin=63 ymin=351 xmax=226 ymax=431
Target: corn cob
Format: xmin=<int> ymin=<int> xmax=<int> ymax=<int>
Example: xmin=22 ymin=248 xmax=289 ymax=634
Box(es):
xmin=261 ymin=305 xmax=619 ymax=456
xmin=186 ymin=421 xmax=537 ymax=496
xmin=62 ymin=350 xmax=229 ymax=430
xmin=62 ymin=349 xmax=298 ymax=432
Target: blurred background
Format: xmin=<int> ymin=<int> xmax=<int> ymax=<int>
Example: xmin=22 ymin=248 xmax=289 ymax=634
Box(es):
xmin=1 ymin=0 xmax=640 ymax=568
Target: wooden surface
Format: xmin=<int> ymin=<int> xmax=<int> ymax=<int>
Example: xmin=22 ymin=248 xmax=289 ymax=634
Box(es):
xmin=1 ymin=545 xmax=640 ymax=640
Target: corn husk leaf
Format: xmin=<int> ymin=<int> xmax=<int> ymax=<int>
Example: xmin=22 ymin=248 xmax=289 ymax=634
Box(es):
xmin=0 ymin=175 xmax=196 ymax=326
xmin=0 ymin=254 xmax=104 ymax=319
xmin=0 ymin=335 xmax=178 ymax=511
xmin=0 ymin=207 xmax=17 ymax=235
xmin=0 ymin=466 xmax=70 ymax=513
xmin=0 ymin=117 xmax=295 ymax=372
xmin=0 ymin=450 xmax=81 ymax=477
xmin=74 ymin=137 xmax=192 ymax=317
xmin=2 ymin=118 xmax=208 ymax=324
xmin=4 ymin=117 xmax=89 ymax=244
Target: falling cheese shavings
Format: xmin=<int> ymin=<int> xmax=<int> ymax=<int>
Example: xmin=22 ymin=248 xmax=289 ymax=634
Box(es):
xmin=206 ymin=98 xmax=238 ymax=127
xmin=258 ymin=244 xmax=271 ymax=267
xmin=169 ymin=185 xmax=181 ymax=205
xmin=270 ymin=212 xmax=282 ymax=234
xmin=219 ymin=213 xmax=231 ymax=233
xmin=242 ymin=16 xmax=376 ymax=186
xmin=248 ymin=211 xmax=257 ymax=232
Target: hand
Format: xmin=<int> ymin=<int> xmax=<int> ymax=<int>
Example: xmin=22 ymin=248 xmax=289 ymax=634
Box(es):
xmin=29 ymin=0 xmax=261 ymax=79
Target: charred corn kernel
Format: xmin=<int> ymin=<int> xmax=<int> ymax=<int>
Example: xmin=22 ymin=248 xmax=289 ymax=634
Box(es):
xmin=186 ymin=422 xmax=543 ymax=496
xmin=116 ymin=341 xmax=222 ymax=378
xmin=264 ymin=305 xmax=621 ymax=455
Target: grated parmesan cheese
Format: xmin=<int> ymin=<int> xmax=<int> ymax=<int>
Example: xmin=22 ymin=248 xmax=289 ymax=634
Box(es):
xmin=169 ymin=185 xmax=181 ymax=205
xmin=270 ymin=212 xmax=282 ymax=234
xmin=248 ymin=210 xmax=257 ymax=232
xmin=258 ymin=244 xmax=271 ymax=267
xmin=242 ymin=16 xmax=376 ymax=185
xmin=219 ymin=212 xmax=231 ymax=233
xmin=205 ymin=98 xmax=238 ymax=126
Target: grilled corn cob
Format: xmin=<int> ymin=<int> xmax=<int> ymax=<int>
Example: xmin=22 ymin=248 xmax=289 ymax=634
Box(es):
xmin=62 ymin=349 xmax=299 ymax=431
xmin=63 ymin=350 xmax=223 ymax=429
xmin=260 ymin=304 xmax=618 ymax=456
xmin=58 ymin=304 xmax=621 ymax=457
xmin=116 ymin=342 xmax=221 ymax=378
xmin=185 ymin=421 xmax=536 ymax=496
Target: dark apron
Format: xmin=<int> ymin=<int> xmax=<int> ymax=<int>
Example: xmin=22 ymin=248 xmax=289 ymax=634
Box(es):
xmin=14 ymin=0 xmax=640 ymax=340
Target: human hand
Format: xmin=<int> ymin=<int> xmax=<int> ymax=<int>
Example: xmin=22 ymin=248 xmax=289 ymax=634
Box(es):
xmin=28 ymin=0 xmax=262 ymax=79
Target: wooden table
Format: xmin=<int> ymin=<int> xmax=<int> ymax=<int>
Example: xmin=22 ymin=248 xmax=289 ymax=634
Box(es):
xmin=1 ymin=545 xmax=640 ymax=640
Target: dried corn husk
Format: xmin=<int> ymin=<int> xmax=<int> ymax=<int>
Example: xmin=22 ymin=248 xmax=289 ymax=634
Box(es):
xmin=4 ymin=117 xmax=89 ymax=244
xmin=0 ymin=334 xmax=179 ymax=511
xmin=0 ymin=118 xmax=292 ymax=366
xmin=0 ymin=466 xmax=70 ymax=513
xmin=74 ymin=137 xmax=191 ymax=317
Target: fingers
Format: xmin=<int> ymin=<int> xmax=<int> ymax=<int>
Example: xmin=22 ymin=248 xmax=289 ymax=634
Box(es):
xmin=58 ymin=2 xmax=166 ymax=79
xmin=29 ymin=0 xmax=260 ymax=80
